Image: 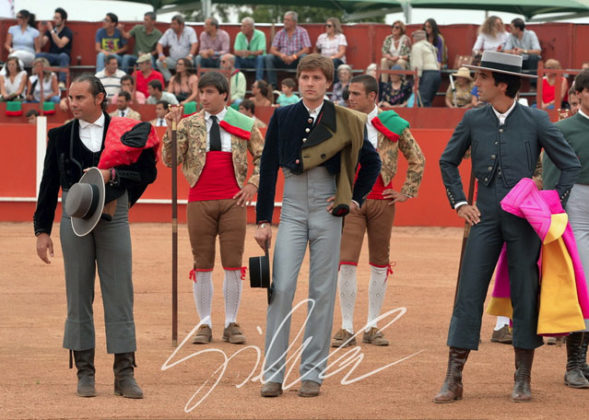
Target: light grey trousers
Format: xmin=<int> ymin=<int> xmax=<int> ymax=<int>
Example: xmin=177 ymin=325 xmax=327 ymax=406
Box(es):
xmin=263 ymin=167 xmax=343 ymax=384
xmin=60 ymin=191 xmax=136 ymax=354
xmin=566 ymin=184 xmax=589 ymax=331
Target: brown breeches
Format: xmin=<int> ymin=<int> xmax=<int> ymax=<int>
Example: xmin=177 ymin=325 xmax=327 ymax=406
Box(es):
xmin=339 ymin=199 xmax=396 ymax=267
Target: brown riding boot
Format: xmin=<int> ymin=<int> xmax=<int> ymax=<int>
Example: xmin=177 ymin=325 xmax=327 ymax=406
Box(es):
xmin=564 ymin=332 xmax=589 ymax=388
xmin=433 ymin=347 xmax=470 ymax=403
xmin=512 ymin=348 xmax=534 ymax=402
xmin=73 ymin=349 xmax=96 ymax=397
xmin=113 ymin=352 xmax=144 ymax=399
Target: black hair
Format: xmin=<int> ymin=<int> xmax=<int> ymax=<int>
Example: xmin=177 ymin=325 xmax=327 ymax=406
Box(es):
xmin=119 ymin=90 xmax=131 ymax=102
xmin=106 ymin=13 xmax=118 ymax=24
xmin=148 ymin=79 xmax=163 ymax=91
xmin=423 ymin=18 xmax=441 ymax=43
xmin=105 ymin=55 xmax=118 ymax=64
xmin=491 ymin=72 xmax=521 ymax=98
xmin=121 ymin=74 xmax=134 ymax=85
xmin=281 ymin=78 xmax=296 ymax=89
xmin=255 ymin=79 xmax=269 ymax=97
xmin=573 ymin=70 xmax=589 ymax=93
xmin=26 ymin=109 xmax=40 ymax=118
xmin=240 ymin=98 xmax=255 ymax=113
xmin=71 ymin=73 xmax=108 ymax=111
xmin=350 ymin=74 xmax=379 ymax=96
xmin=156 ymin=100 xmax=169 ymax=110
xmin=511 ymin=18 xmax=525 ymax=31
xmin=198 ymin=71 xmax=229 ymax=100
xmin=342 ymin=85 xmax=350 ymax=101
xmin=55 ymin=7 xmax=67 ymax=21
xmin=17 ymin=10 xmax=36 ymax=28
xmin=144 ymin=11 xmax=156 ymax=21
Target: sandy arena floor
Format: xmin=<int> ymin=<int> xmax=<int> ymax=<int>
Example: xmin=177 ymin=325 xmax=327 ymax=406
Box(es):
xmin=1 ymin=222 xmax=587 ymax=419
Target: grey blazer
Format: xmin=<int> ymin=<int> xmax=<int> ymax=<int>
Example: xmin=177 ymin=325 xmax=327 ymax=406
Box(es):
xmin=439 ymin=103 xmax=580 ymax=208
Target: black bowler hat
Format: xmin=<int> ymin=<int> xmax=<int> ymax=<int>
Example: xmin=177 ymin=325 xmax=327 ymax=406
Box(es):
xmin=249 ymin=244 xmax=273 ymax=304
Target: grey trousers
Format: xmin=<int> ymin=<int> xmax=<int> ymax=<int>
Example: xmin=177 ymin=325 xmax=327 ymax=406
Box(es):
xmin=263 ymin=167 xmax=342 ymax=384
xmin=60 ymin=191 xmax=136 ymax=354
xmin=566 ymin=184 xmax=589 ymax=331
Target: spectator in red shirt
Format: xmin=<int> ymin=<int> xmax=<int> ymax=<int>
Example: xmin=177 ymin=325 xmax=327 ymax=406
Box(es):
xmin=132 ymin=53 xmax=164 ymax=96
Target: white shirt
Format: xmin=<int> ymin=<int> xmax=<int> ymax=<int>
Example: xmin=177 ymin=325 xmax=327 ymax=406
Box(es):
xmin=303 ymin=101 xmax=324 ymax=122
xmin=316 ymin=33 xmax=347 ymax=63
xmin=156 ymin=117 xmax=167 ymax=127
xmin=79 ymin=114 xmax=105 ymax=153
xmin=366 ymin=105 xmax=379 ymax=149
xmin=205 ymin=107 xmax=231 ymax=152
xmin=578 ymin=108 xmax=589 ymax=120
xmin=491 ymin=99 xmax=517 ymax=125
xmin=119 ymin=107 xmax=131 ymax=118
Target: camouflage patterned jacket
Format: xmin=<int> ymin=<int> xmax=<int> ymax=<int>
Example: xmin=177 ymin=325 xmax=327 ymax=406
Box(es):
xmin=375 ymin=109 xmax=425 ymax=198
xmin=161 ymin=110 xmax=264 ymax=188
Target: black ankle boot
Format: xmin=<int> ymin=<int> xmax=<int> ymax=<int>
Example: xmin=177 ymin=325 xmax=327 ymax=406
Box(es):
xmin=564 ymin=332 xmax=589 ymax=388
xmin=512 ymin=348 xmax=534 ymax=402
xmin=73 ymin=349 xmax=96 ymax=397
xmin=113 ymin=352 xmax=143 ymax=399
xmin=433 ymin=347 xmax=470 ymax=403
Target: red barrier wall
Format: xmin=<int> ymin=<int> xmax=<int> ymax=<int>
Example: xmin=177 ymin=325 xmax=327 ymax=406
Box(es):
xmin=0 ymin=123 xmax=470 ymax=227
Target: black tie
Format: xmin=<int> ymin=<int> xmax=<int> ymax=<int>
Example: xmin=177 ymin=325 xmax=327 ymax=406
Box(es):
xmin=159 ymin=118 xmax=164 ymax=126
xmin=210 ymin=115 xmax=222 ymax=151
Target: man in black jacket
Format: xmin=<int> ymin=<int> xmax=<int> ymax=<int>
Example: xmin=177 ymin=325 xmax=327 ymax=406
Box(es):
xmin=34 ymin=74 xmax=157 ymax=399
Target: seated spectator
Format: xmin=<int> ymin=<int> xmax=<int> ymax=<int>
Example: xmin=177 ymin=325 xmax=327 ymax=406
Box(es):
xmin=445 ymin=67 xmax=473 ymax=108
xmin=234 ymin=17 xmax=266 ymax=81
xmin=472 ymin=16 xmax=508 ymax=59
xmin=379 ymin=70 xmax=412 ymax=107
xmin=26 ymin=108 xmax=39 ymax=124
xmin=331 ymin=64 xmax=352 ymax=106
xmin=504 ymin=18 xmax=541 ymax=87
xmin=111 ymin=74 xmax=146 ymax=104
xmin=95 ymin=13 xmax=128 ymax=72
xmin=119 ymin=11 xmax=162 ymax=74
xmin=0 ymin=57 xmax=27 ymax=101
xmin=36 ymin=7 xmax=72 ymax=88
xmin=147 ymin=79 xmax=178 ymax=105
xmin=410 ymin=30 xmax=440 ymax=107
xmin=423 ymin=18 xmax=447 ymax=68
xmin=150 ymin=100 xmax=169 ymax=127
xmin=470 ymin=85 xmax=482 ymax=107
xmin=265 ymin=11 xmax=311 ymax=89
xmin=249 ymin=79 xmax=272 ymax=107
xmin=540 ymin=58 xmax=568 ymax=110
xmin=567 ymin=86 xmax=579 ymax=115
xmin=380 ymin=21 xmax=411 ymax=73
xmin=156 ymin=14 xmax=198 ymax=81
xmin=365 ymin=63 xmax=377 ymax=79
xmin=238 ymin=98 xmax=267 ymax=129
xmin=110 ymin=90 xmax=142 ymax=120
xmin=220 ymin=53 xmax=245 ymax=106
xmin=314 ymin=17 xmax=347 ymax=83
xmin=276 ymin=77 xmax=300 ymax=106
xmin=133 ymin=53 xmax=164 ymax=97
xmin=26 ymin=57 xmax=60 ymax=103
xmin=196 ymin=17 xmax=230 ymax=69
xmin=95 ymin=55 xmax=126 ymax=99
xmin=5 ymin=10 xmax=39 ymax=68
xmin=168 ymin=57 xmax=198 ymax=104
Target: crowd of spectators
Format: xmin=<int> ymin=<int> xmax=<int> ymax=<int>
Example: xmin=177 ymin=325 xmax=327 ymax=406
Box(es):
xmin=1 ymin=7 xmax=586 ymax=121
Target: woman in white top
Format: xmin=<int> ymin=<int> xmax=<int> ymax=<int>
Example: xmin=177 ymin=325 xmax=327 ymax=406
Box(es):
xmin=4 ymin=10 xmax=40 ymax=68
xmin=0 ymin=57 xmax=27 ymax=101
xmin=314 ymin=17 xmax=347 ymax=83
xmin=26 ymin=58 xmax=60 ymax=103
xmin=472 ymin=16 xmax=509 ymax=57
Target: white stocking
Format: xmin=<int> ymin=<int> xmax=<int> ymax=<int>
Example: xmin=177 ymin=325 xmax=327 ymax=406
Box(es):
xmin=193 ymin=271 xmax=213 ymax=326
xmin=338 ymin=265 xmax=357 ymax=334
xmin=366 ymin=265 xmax=388 ymax=332
xmin=494 ymin=316 xmax=510 ymax=330
xmin=223 ymin=269 xmax=243 ymax=328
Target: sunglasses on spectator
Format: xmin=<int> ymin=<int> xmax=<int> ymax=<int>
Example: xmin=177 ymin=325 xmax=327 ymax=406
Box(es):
xmin=325 ymin=24 xmax=333 ymax=27
xmin=16 ymin=15 xmax=23 ymax=19
xmin=393 ymin=25 xmax=401 ymax=29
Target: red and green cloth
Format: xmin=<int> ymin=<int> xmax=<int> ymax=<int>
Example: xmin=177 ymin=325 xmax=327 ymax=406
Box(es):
xmin=219 ymin=106 xmax=255 ymax=140
xmin=371 ymin=110 xmax=409 ymax=142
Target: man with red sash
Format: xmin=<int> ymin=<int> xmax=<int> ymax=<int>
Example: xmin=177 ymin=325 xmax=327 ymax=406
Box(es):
xmin=162 ymin=71 xmax=264 ymax=344
xmin=332 ymin=74 xmax=425 ymax=348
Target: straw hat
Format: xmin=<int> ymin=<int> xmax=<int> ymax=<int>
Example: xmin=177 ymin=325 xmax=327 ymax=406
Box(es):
xmin=136 ymin=53 xmax=152 ymax=64
xmin=452 ymin=67 xmax=473 ymax=81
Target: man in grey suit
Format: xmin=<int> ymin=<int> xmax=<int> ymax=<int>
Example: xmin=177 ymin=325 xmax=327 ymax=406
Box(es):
xmin=434 ymin=51 xmax=581 ymax=404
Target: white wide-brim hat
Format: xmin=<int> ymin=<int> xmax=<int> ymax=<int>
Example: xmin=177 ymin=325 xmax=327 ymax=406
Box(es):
xmin=466 ymin=51 xmax=537 ymax=78
xmin=64 ymin=167 xmax=105 ymax=237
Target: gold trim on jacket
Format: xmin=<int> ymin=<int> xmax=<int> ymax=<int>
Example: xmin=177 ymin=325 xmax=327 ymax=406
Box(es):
xmin=161 ymin=110 xmax=264 ymax=189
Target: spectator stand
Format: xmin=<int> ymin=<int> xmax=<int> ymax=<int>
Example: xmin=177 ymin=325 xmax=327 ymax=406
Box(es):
xmin=31 ymin=64 xmax=70 ymax=116
xmin=376 ymin=68 xmax=420 ymax=107
xmin=535 ymin=61 xmax=580 ymax=111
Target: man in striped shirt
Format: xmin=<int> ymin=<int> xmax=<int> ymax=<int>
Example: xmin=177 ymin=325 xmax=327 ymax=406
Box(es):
xmin=95 ymin=55 xmax=126 ymax=99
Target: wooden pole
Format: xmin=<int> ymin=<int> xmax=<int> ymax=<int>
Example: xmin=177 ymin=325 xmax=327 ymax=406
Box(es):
xmin=171 ymin=118 xmax=178 ymax=347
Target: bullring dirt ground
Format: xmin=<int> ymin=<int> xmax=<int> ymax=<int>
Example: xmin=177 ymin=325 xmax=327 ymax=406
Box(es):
xmin=1 ymin=222 xmax=588 ymax=419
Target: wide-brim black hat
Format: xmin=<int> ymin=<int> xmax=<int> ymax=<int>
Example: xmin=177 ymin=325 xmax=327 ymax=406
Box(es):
xmin=64 ymin=167 xmax=105 ymax=237
xmin=249 ymin=248 xmax=273 ymax=304
xmin=466 ymin=51 xmax=537 ymax=78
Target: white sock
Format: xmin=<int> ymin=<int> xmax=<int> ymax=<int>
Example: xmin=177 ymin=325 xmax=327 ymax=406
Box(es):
xmin=223 ymin=269 xmax=243 ymax=328
xmin=193 ymin=271 xmax=213 ymax=326
xmin=494 ymin=316 xmax=510 ymax=331
xmin=338 ymin=265 xmax=357 ymax=334
xmin=366 ymin=265 xmax=388 ymax=332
